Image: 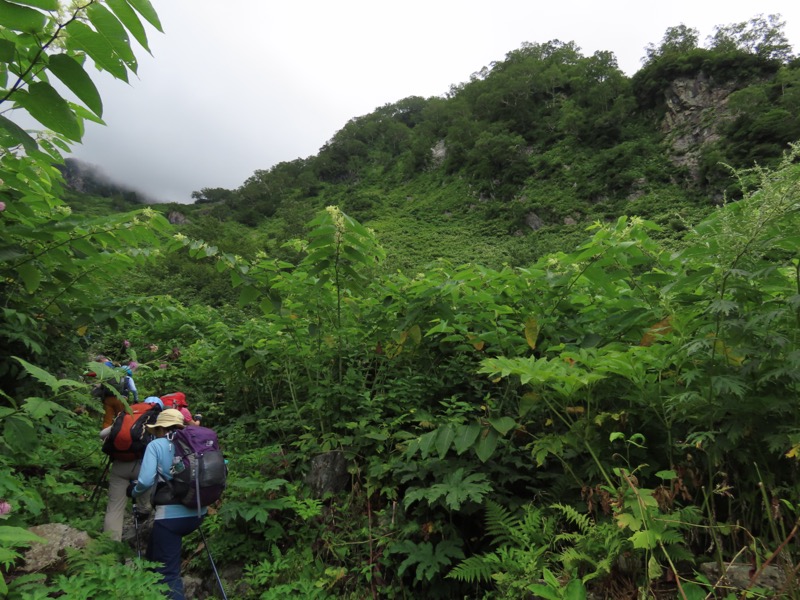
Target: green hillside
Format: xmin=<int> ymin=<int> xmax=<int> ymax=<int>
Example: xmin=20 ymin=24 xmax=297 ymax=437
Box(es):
xmin=157 ymin=27 xmax=798 ymax=273
xmin=64 ymin=19 xmax=800 ymax=277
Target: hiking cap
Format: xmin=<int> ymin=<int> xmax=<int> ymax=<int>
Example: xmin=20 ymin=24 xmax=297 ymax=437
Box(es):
xmin=145 ymin=409 xmax=185 ymax=432
xmin=144 ymin=396 xmax=164 ymax=409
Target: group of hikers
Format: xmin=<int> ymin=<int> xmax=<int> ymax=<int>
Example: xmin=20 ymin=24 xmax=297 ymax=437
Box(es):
xmin=89 ymin=357 xmax=225 ymax=600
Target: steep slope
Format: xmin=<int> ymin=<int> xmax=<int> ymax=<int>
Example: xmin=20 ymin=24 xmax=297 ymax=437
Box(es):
xmin=66 ymin=29 xmax=800 ymax=273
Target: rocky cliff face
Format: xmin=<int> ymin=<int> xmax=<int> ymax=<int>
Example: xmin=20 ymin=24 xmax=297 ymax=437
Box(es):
xmin=59 ymin=158 xmax=157 ymax=203
xmin=661 ymin=73 xmax=739 ymax=183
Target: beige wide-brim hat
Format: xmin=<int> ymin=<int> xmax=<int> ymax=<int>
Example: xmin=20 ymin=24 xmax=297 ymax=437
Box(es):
xmin=146 ymin=408 xmax=186 ymax=432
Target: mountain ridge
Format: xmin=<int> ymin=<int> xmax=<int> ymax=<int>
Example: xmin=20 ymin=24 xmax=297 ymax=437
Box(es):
xmin=65 ymin=26 xmax=800 ymax=272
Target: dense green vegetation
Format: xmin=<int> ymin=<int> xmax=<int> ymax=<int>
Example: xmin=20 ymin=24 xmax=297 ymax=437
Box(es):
xmin=169 ymin=17 xmax=800 ymax=275
xmin=3 ymin=2 xmax=800 ymax=599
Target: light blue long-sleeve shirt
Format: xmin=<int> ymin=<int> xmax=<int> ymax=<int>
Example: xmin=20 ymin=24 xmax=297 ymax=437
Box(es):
xmin=125 ymin=375 xmax=138 ymax=402
xmin=132 ymin=436 xmax=206 ymax=519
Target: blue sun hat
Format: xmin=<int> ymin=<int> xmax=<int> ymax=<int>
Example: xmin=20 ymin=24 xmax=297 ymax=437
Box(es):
xmin=144 ymin=396 xmax=164 ymax=409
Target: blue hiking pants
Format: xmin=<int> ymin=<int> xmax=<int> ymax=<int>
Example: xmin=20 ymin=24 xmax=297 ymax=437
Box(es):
xmin=146 ymin=515 xmax=202 ymax=599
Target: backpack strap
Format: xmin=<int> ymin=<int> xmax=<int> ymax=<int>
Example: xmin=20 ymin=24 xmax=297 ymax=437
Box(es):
xmin=194 ymin=463 xmax=202 ymax=518
xmin=150 ymin=438 xmax=179 ymax=507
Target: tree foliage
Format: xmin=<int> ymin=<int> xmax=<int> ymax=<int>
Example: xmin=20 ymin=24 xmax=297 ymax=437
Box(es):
xmin=0 ymin=4 xmax=172 ymax=592
xmin=708 ymin=13 xmax=793 ymax=61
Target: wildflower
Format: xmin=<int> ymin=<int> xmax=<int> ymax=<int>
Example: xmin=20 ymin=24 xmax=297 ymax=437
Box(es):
xmin=325 ymin=206 xmax=345 ymax=243
xmin=159 ymin=363 xmax=167 ymax=370
xmin=0 ymin=501 xmax=11 ymax=516
xmin=148 ymin=344 xmax=159 ymax=353
xmin=0 ymin=201 xmax=6 ymax=212
xmin=127 ymin=360 xmax=139 ymax=372
xmin=122 ymin=340 xmax=131 ymax=349
xmin=170 ymin=347 xmax=181 ymax=360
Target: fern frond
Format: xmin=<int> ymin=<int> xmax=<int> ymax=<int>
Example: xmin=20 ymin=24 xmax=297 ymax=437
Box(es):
xmin=594 ymin=553 xmax=617 ymax=577
xmin=557 ymin=546 xmax=597 ymax=571
xmin=447 ymin=553 xmax=498 ymax=583
xmin=661 ymin=542 xmax=695 ymax=564
xmin=551 ymin=502 xmax=593 ymax=532
xmin=554 ymin=532 xmax=581 ymax=543
xmin=484 ymin=499 xmax=521 ymax=544
xmin=659 ymin=528 xmax=688 ymax=545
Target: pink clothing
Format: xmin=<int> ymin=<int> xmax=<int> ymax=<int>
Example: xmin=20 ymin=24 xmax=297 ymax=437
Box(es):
xmin=178 ymin=407 xmax=194 ymax=424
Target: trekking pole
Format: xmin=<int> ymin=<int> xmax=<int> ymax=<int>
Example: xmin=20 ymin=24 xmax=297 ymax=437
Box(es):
xmin=198 ymin=525 xmax=228 ymax=600
xmin=132 ymin=503 xmax=142 ymax=559
xmin=89 ymin=456 xmax=111 ymax=511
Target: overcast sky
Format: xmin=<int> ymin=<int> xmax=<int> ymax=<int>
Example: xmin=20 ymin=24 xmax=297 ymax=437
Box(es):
xmin=70 ymin=0 xmax=800 ymax=204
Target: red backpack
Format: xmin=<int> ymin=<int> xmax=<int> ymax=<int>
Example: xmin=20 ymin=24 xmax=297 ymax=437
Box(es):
xmin=161 ymin=391 xmax=187 ymax=408
xmin=102 ymin=402 xmax=161 ymax=461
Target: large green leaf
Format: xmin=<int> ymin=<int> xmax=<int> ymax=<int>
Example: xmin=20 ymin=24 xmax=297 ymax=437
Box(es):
xmin=64 ymin=20 xmax=128 ymax=82
xmin=126 ymin=0 xmax=163 ymax=31
xmin=13 ymin=357 xmax=59 ymax=389
xmin=14 ymin=82 xmax=81 ymax=141
xmin=526 ymin=585 xmax=560 ymax=600
xmin=237 ymin=285 xmax=260 ymax=307
xmin=0 ymin=0 xmax=46 ymax=33
xmin=0 ymin=525 xmax=46 ymax=546
xmin=0 ymin=38 xmax=15 ymax=62
xmin=418 ymin=429 xmax=438 ymax=459
xmin=631 ymin=529 xmax=659 ymax=549
xmin=435 ymin=423 xmax=455 ymax=458
xmin=7 ymin=0 xmax=58 ymax=8
xmin=23 ymin=396 xmax=71 ymax=418
xmin=0 ymin=114 xmax=38 ymax=151
xmin=474 ymin=427 xmax=498 ymax=463
xmin=16 ymin=261 xmax=41 ymax=292
xmin=106 ymin=0 xmax=150 ymax=52
xmin=47 ymin=54 xmax=103 ymax=117
xmin=4 ymin=414 xmax=38 ymax=453
xmin=488 ymin=416 xmax=516 ymax=436
xmin=87 ymin=3 xmax=137 ymax=71
xmin=563 ymin=579 xmax=587 ymax=600
xmin=453 ymin=423 xmax=480 ymax=454
xmin=680 ymin=582 xmax=709 ymax=600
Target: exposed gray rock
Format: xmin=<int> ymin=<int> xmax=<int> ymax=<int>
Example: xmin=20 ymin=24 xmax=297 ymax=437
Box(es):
xmin=21 ymin=523 xmax=91 ymax=573
xmin=305 ymin=451 xmax=350 ymax=497
xmin=700 ymin=561 xmax=788 ymax=593
xmin=662 ymin=73 xmax=738 ymax=182
xmin=183 ymin=573 xmax=207 ymax=598
xmin=168 ymin=211 xmax=189 ymax=225
xmin=431 ymin=140 xmax=447 ymax=167
xmin=525 ymin=212 xmax=544 ymax=231
xmin=626 ymin=178 xmax=648 ymax=201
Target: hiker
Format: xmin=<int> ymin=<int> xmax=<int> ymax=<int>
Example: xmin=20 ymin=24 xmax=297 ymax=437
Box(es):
xmin=161 ymin=391 xmax=200 ymax=426
xmin=121 ymin=364 xmax=139 ymax=402
xmin=128 ymin=409 xmax=206 ymax=599
xmin=85 ymin=356 xmax=124 ymax=428
xmin=90 ymin=357 xmax=139 ymax=427
xmin=100 ymin=396 xmax=163 ymax=541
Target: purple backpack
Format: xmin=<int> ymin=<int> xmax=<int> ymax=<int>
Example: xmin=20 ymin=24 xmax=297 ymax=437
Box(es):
xmin=154 ymin=426 xmax=227 ymax=514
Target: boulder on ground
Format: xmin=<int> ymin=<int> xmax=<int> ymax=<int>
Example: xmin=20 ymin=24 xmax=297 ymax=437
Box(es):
xmin=21 ymin=523 xmax=91 ymax=573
